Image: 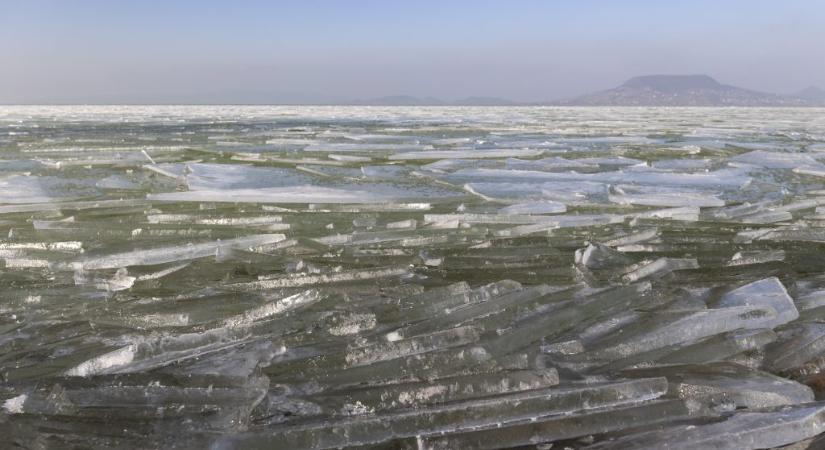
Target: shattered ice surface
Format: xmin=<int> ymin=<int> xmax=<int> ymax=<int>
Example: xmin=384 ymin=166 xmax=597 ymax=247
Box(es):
xmin=2 ymin=105 xmax=825 ymax=449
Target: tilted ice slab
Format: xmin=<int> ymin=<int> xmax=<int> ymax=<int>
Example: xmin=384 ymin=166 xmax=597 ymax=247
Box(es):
xmin=311 ymin=369 xmax=560 ymax=413
xmin=498 ymin=200 xmax=567 ymax=214
xmin=6 ymin=374 xmax=270 ymax=431
xmin=505 ymin=157 xmax=596 ymax=171
xmin=448 ymin=168 xmax=751 ymax=188
xmin=609 ymin=184 xmax=725 ymax=207
xmin=575 ymin=156 xmax=647 ymax=167
xmin=581 ymin=306 xmax=787 ymax=362
xmin=77 ymin=292 xmax=320 ymax=375
xmin=730 ymin=150 xmax=825 ymax=170
xmin=0 ymin=175 xmax=74 ymax=204
xmin=715 ymin=277 xmax=798 ymax=329
xmin=146 ymin=162 xmax=313 ymax=189
xmin=303 ymin=143 xmax=433 ymax=152
xmin=465 ymin=181 xmax=608 ymax=203
xmin=651 ymin=158 xmax=713 ymax=171
xmin=77 ymin=234 xmax=286 ymax=269
xmin=587 ymin=403 xmax=825 ymax=450
xmin=147 ymin=185 xmax=433 ymax=204
xmin=764 ymin=322 xmax=825 ymax=373
xmin=230 ymin=266 xmax=411 ymax=290
xmin=624 ymin=362 xmax=814 ymax=410
xmin=388 ymin=148 xmax=543 ymax=160
xmin=214 ymin=378 xmax=669 ymax=449
xmin=421 ymin=400 xmax=690 ymax=450
xmin=551 ymin=278 xmax=798 ymax=369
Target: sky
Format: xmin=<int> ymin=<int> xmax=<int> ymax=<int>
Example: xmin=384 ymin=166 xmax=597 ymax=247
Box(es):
xmin=2 ymin=0 xmax=824 ymax=104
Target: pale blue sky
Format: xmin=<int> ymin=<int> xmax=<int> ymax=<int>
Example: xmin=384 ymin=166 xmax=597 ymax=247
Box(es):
xmin=2 ymin=0 xmax=823 ymax=103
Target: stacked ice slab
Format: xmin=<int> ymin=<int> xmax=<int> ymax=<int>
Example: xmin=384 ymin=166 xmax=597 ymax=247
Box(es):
xmin=2 ymin=105 xmax=825 ymax=449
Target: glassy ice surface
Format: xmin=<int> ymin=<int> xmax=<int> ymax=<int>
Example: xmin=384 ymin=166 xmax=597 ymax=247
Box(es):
xmin=2 ymin=106 xmax=825 ymax=449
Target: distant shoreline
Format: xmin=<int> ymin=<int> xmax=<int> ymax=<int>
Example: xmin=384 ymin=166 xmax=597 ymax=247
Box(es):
xmin=2 ymin=104 xmax=825 ymax=108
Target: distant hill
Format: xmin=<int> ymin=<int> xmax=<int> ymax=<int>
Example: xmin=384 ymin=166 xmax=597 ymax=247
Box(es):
xmin=796 ymin=86 xmax=825 ymax=103
xmin=556 ymin=75 xmax=821 ymax=106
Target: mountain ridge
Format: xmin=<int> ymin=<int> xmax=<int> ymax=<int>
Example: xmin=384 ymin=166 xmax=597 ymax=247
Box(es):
xmin=554 ymin=75 xmax=823 ymax=106
xmin=339 ymin=76 xmax=825 ymax=106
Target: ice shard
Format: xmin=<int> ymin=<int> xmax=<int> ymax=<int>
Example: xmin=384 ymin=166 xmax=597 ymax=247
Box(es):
xmin=77 ymin=234 xmax=287 ymax=269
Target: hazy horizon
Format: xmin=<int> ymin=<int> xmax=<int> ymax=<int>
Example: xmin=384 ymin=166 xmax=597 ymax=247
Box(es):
xmin=3 ymin=0 xmax=824 ymax=104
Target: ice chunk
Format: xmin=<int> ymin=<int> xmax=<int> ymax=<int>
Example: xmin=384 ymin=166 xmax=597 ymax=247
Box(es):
xmin=214 ymin=378 xmax=669 ymax=449
xmin=0 ymin=175 xmax=60 ymax=204
xmin=232 ymin=266 xmax=410 ymax=290
xmin=78 ymin=234 xmax=286 ymax=269
xmin=498 ymin=200 xmax=566 ymax=215
xmin=576 ymin=156 xmax=646 ymax=167
xmin=103 ymin=268 xmax=136 ymax=291
xmin=609 ymin=185 xmax=725 ymax=207
xmin=304 ymin=143 xmax=433 ymax=152
xmin=765 ymin=323 xmax=825 ymax=373
xmin=345 ymin=325 xmax=481 ymax=367
xmin=388 ymin=148 xmax=543 ymax=160
xmin=715 ymin=277 xmax=798 ymax=329
xmin=464 ymin=181 xmax=608 ymax=203
xmin=423 ymin=213 xmax=558 ymax=225
xmin=578 ymin=304 xmax=786 ymax=363
xmin=622 ymin=258 xmax=699 ymax=282
xmin=575 ymin=243 xmax=631 ymax=269
xmin=420 ymin=400 xmax=689 ymax=450
xmin=604 ymin=228 xmax=660 ymax=247
xmin=622 ymin=362 xmax=814 ymax=410
xmin=652 ymin=158 xmax=713 ymax=170
xmin=386 ymin=219 xmax=417 ymax=229
xmin=149 ymin=186 xmax=390 ymax=204
xmin=0 ymin=198 xmax=149 ymax=215
xmin=2 ymin=394 xmax=27 ymax=414
xmin=223 ymin=290 xmax=322 ymax=328
xmin=505 ymin=156 xmax=596 ymax=171
xmin=328 ymin=154 xmax=372 ymax=162
xmin=727 ymin=250 xmax=786 ymax=266
xmin=449 ymin=167 xmax=751 ymax=188
xmin=731 ymin=150 xmax=825 ymax=170
xmin=587 ymin=403 xmax=825 ymax=450
xmin=326 ymin=312 xmax=377 ymax=336
xmin=65 ymin=345 xmax=137 ymax=377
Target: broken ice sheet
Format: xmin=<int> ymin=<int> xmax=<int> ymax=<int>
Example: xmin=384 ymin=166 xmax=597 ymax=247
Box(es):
xmin=5 ymin=107 xmax=825 ymax=449
xmin=0 ymin=175 xmax=88 ymax=204
xmin=498 ymin=200 xmax=567 ymax=214
xmin=310 ymin=369 xmax=560 ymax=412
xmin=148 ymin=184 xmax=459 ymax=204
xmin=730 ymin=150 xmax=825 ymax=170
xmin=448 ymin=167 xmax=752 ymax=189
xmin=464 ymin=180 xmax=608 ymax=203
xmin=609 ymin=184 xmax=725 ymax=207
xmin=76 ymin=233 xmax=287 ymax=269
xmin=711 ymin=277 xmax=799 ymax=328
xmin=215 ymin=378 xmax=670 ymax=449
xmin=621 ymin=257 xmax=699 ymax=282
xmin=388 ymin=148 xmax=543 ymax=160
xmin=621 ymin=362 xmax=814 ymax=410
xmin=419 ymin=399 xmax=691 ymax=450
xmin=587 ymin=403 xmax=825 ymax=450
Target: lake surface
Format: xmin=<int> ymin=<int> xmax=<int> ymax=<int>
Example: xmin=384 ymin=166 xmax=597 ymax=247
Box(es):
xmin=2 ymin=106 xmax=825 ymax=448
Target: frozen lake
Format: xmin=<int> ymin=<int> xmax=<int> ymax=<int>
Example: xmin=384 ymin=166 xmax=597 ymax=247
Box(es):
xmin=3 ymin=106 xmax=825 ymax=448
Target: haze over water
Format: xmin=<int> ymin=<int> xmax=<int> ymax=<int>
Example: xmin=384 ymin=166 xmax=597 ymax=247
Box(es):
xmin=2 ymin=0 xmax=824 ymax=104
